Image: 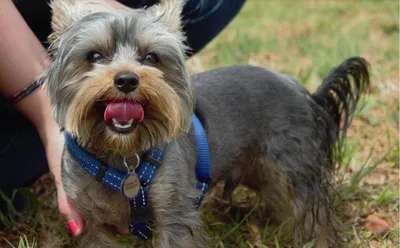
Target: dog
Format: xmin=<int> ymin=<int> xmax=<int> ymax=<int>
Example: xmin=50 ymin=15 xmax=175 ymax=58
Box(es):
xmin=39 ymin=0 xmax=371 ymax=247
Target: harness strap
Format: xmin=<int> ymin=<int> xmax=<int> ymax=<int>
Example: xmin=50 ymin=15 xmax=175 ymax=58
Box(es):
xmin=64 ymin=114 xmax=211 ymax=241
xmin=192 ymin=114 xmax=212 ymax=209
xmin=128 ymin=148 xmax=163 ymax=239
xmin=64 ymin=133 xmax=127 ymax=192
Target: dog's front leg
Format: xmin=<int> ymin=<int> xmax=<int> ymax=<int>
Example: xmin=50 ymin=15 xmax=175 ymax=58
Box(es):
xmin=72 ymin=220 xmax=127 ymax=248
xmin=149 ymin=155 xmax=210 ymax=248
xmin=153 ymin=223 xmax=207 ymax=248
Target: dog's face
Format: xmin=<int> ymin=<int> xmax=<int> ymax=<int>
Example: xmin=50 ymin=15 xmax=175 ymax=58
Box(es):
xmin=42 ymin=0 xmax=193 ymax=155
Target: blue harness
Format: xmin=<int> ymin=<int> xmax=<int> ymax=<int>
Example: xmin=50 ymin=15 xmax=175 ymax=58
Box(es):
xmin=64 ymin=114 xmax=211 ymax=240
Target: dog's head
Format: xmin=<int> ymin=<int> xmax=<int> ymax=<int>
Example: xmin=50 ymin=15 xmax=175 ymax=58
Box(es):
xmin=41 ymin=0 xmax=193 ymax=156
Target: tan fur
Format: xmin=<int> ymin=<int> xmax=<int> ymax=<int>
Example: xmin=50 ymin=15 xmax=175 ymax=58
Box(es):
xmin=66 ymin=64 xmax=184 ymax=156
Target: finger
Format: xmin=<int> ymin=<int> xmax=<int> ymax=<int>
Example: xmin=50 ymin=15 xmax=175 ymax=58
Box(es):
xmin=57 ymin=184 xmax=85 ymax=236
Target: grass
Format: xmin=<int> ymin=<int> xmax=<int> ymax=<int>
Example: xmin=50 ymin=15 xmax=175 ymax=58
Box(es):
xmin=5 ymin=235 xmax=37 ymax=248
xmin=2 ymin=0 xmax=399 ymax=247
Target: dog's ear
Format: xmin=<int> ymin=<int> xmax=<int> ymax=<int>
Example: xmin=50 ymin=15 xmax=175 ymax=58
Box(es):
xmin=49 ymin=0 xmax=91 ymax=36
xmin=147 ymin=0 xmax=184 ymax=32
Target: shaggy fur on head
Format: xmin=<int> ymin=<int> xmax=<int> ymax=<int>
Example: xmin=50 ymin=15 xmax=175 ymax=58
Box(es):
xmin=43 ymin=0 xmax=192 ymax=156
xmin=39 ymin=0 xmax=370 ymax=247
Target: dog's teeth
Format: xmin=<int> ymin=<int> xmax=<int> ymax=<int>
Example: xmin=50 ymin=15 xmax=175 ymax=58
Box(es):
xmin=114 ymin=123 xmax=132 ymax=129
xmin=111 ymin=118 xmax=133 ymax=129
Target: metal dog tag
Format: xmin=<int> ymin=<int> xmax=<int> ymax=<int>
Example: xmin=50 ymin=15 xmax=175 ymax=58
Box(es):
xmin=122 ymin=173 xmax=141 ymax=199
xmin=122 ymin=155 xmax=141 ymax=199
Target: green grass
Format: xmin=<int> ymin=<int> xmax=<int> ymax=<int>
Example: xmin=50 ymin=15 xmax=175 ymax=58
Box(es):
xmin=5 ymin=235 xmax=37 ymax=248
xmin=2 ymin=0 xmax=399 ymax=247
xmin=374 ymin=184 xmax=399 ymax=206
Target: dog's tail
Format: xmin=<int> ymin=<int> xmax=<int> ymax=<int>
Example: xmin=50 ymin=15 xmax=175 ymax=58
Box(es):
xmin=311 ymin=57 xmax=370 ymax=163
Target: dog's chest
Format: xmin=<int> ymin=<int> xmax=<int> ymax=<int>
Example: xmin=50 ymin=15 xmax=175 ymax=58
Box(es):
xmin=63 ymin=158 xmax=131 ymax=225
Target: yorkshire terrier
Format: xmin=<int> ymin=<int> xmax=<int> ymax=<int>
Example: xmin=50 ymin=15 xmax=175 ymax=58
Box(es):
xmin=40 ymin=0 xmax=371 ymax=247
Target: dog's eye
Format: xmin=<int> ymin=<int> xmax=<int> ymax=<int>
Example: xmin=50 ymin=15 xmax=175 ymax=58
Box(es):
xmin=87 ymin=51 xmax=104 ymax=63
xmin=142 ymin=52 xmax=159 ymax=65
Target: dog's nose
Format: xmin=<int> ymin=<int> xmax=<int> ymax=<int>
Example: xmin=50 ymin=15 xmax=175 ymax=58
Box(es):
xmin=114 ymin=71 xmax=139 ymax=93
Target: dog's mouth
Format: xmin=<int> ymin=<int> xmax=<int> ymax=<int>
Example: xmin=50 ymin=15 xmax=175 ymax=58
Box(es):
xmin=96 ymin=100 xmax=144 ymax=134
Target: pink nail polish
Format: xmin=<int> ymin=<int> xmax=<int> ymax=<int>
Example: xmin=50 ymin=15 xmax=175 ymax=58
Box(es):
xmin=68 ymin=220 xmax=79 ymax=235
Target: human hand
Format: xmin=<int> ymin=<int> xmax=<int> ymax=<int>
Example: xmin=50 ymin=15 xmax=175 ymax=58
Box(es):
xmin=36 ymin=117 xmax=85 ymax=236
xmin=37 ymin=117 xmax=133 ymax=236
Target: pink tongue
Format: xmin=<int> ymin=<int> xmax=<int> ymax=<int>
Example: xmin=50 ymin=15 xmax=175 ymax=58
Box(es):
xmin=104 ymin=100 xmax=144 ymax=123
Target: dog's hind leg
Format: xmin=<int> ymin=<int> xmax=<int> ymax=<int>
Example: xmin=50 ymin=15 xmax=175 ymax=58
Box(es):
xmin=255 ymin=156 xmax=335 ymax=248
xmin=254 ymin=125 xmax=338 ymax=247
xmin=290 ymin=199 xmax=333 ymax=248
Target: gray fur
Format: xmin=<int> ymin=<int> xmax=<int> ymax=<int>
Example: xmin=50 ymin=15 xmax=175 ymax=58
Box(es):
xmin=41 ymin=1 xmax=370 ymax=247
xmin=44 ymin=8 xmax=191 ymax=128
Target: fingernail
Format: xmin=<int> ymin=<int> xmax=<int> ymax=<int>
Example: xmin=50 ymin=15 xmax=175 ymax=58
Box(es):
xmin=68 ymin=220 xmax=79 ymax=235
